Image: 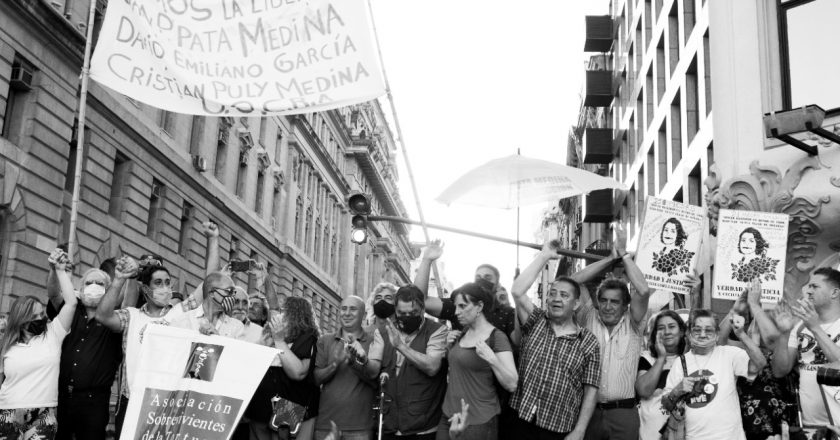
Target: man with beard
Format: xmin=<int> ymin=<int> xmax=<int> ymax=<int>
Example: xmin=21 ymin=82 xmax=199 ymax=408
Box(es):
xmin=229 ymin=286 xmax=262 ymax=344
xmin=96 ymin=256 xmax=202 ymax=437
xmin=509 ymin=240 xmax=601 ymax=440
xmin=661 ymin=309 xmax=765 ymax=440
xmin=46 ymin=250 xmax=124 ymax=440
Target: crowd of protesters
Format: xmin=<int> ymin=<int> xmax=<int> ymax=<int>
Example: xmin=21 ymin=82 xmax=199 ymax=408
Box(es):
xmin=4 ymin=221 xmax=840 ymax=440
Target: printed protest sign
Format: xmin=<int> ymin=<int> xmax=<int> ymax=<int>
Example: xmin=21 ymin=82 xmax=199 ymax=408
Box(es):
xmin=121 ymin=325 xmax=277 ymax=440
xmin=90 ymin=0 xmax=385 ymax=115
xmin=712 ymin=209 xmax=789 ymax=303
xmin=634 ymin=197 xmax=705 ymax=295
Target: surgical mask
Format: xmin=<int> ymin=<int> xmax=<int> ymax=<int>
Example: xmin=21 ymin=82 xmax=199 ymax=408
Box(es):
xmin=373 ymin=300 xmax=395 ymax=319
xmin=395 ymin=315 xmax=423 ymax=334
xmin=27 ymin=317 xmax=48 ymax=336
xmin=81 ymin=284 xmax=106 ymax=307
xmin=689 ymin=333 xmax=717 ymax=351
xmin=213 ymin=293 xmax=236 ymax=313
xmin=149 ymin=287 xmax=172 ymax=307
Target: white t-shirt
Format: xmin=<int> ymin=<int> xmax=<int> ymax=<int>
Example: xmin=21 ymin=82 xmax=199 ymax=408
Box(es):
xmin=0 ymin=320 xmax=69 ymax=409
xmin=788 ymin=319 xmax=840 ymax=426
xmin=664 ymin=345 xmax=749 ymax=440
xmin=124 ymin=306 xmax=184 ymax=398
xmin=638 ymin=352 xmax=677 ymax=440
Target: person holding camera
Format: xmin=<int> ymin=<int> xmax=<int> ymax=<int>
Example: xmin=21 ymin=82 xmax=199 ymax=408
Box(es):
xmin=772 ymin=267 xmax=840 ymax=430
xmin=0 ymin=249 xmax=75 ymax=439
xmin=313 ymin=296 xmax=381 ymax=440
xmin=661 ymin=309 xmax=767 ymax=440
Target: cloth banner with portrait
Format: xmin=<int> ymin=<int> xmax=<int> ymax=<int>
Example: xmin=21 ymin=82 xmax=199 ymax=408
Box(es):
xmin=120 ymin=325 xmax=277 ymax=440
xmin=634 ymin=197 xmax=705 ymax=295
xmin=89 ymin=0 xmax=385 ymax=116
xmin=712 ymin=209 xmax=789 ymax=303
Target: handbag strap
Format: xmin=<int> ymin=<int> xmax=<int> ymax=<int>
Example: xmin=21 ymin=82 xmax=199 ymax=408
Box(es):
xmin=680 ymin=354 xmax=687 ymax=377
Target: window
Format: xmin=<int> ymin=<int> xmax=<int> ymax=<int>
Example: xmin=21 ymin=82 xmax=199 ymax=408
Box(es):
xmin=189 ymin=116 xmax=205 ymax=156
xmin=158 ymin=110 xmax=174 ymax=135
xmin=259 ymin=117 xmax=269 ymax=147
xmin=255 ymin=168 xmax=265 ymax=215
xmin=215 ymin=118 xmax=233 ymax=181
xmin=668 ymin=3 xmax=680 ymax=76
xmin=703 ymin=32 xmax=712 ymax=115
xmin=3 ymin=54 xmax=36 ymax=143
xmin=109 ymin=151 xmax=131 ymax=218
xmin=178 ymin=201 xmax=194 ymax=256
xmin=658 ymin=122 xmax=668 ymax=191
xmin=779 ymin=0 xmax=840 ymax=110
xmin=147 ymin=179 xmax=165 ymax=241
xmin=683 ymin=0 xmax=696 ymax=44
xmin=229 ymin=236 xmax=240 ymax=262
xmin=235 ymin=161 xmax=247 ymax=200
xmin=294 ymin=196 xmax=303 ymax=246
xmin=686 ymin=57 xmax=700 ymax=145
xmin=656 ymin=38 xmax=666 ymax=103
xmin=688 ymin=163 xmax=702 ymax=206
xmin=670 ymin=94 xmax=682 ymax=171
xmin=647 ymin=151 xmax=656 ymax=196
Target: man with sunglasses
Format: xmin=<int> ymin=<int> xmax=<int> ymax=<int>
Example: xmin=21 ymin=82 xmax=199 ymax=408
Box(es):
xmin=171 ymin=272 xmax=245 ymax=339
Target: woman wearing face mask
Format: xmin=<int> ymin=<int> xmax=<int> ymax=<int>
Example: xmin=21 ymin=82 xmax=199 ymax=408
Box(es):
xmin=366 ymin=282 xmax=399 ymax=328
xmin=0 ymin=249 xmax=76 ymax=439
xmin=246 ymin=296 xmax=320 ymax=440
xmin=437 ymin=283 xmax=517 ymax=440
xmin=661 ymin=309 xmax=767 ymax=440
xmin=635 ymin=310 xmax=687 ymax=440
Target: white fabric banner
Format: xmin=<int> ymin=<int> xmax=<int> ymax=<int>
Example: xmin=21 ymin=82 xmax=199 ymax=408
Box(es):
xmin=712 ymin=209 xmax=789 ymax=303
xmin=120 ymin=325 xmax=277 ymax=440
xmin=90 ymin=0 xmax=385 ymax=115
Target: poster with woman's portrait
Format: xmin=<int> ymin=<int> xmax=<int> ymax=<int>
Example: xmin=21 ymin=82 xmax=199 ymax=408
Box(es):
xmin=712 ymin=209 xmax=789 ymax=303
xmin=635 ymin=197 xmax=705 ymax=295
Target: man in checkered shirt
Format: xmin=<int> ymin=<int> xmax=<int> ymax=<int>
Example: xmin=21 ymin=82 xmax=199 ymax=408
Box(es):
xmin=509 ymin=240 xmax=601 ymax=440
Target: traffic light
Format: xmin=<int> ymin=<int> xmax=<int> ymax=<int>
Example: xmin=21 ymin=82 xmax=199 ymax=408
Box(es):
xmin=347 ymin=192 xmax=371 ymax=244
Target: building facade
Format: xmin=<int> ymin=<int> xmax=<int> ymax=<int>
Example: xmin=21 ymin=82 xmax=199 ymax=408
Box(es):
xmin=564 ymin=0 xmax=840 ymax=311
xmin=0 ymin=0 xmax=414 ymax=332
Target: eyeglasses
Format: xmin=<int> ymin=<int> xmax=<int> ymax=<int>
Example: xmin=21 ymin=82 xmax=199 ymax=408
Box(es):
xmin=212 ymin=287 xmax=236 ymax=297
xmin=690 ymin=327 xmax=717 ymax=336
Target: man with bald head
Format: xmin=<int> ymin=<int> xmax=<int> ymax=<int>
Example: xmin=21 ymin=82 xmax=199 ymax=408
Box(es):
xmin=170 ymin=272 xmax=245 ymax=339
xmin=314 ymin=295 xmax=382 ymax=440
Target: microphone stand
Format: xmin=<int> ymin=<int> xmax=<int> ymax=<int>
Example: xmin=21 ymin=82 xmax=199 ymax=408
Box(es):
xmin=377 ymin=374 xmax=388 ymax=440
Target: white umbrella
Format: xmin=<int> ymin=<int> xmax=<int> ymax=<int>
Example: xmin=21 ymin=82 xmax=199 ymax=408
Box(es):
xmin=436 ymin=154 xmax=627 ymax=208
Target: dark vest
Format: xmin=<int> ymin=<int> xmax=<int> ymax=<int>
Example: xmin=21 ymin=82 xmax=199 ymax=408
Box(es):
xmin=381 ymin=319 xmax=447 ymax=435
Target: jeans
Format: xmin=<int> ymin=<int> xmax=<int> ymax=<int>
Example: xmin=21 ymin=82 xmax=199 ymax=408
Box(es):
xmin=435 ymin=415 xmax=497 ymax=440
xmin=56 ymin=390 xmax=111 ymax=440
xmin=584 ymin=407 xmax=640 ymax=440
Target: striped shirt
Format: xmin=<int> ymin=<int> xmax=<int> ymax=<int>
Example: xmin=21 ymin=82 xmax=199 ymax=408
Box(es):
xmin=510 ymin=307 xmax=601 ymax=433
xmin=580 ymin=306 xmax=645 ymax=402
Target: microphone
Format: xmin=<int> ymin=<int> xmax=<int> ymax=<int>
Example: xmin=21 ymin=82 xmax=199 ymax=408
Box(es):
xmin=379 ymin=372 xmax=389 ymax=387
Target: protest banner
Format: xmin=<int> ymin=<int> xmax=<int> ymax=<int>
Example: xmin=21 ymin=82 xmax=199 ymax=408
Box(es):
xmin=712 ymin=209 xmax=789 ymax=303
xmin=634 ymin=197 xmax=705 ymax=295
xmin=89 ymin=0 xmax=385 ymax=115
xmin=120 ymin=325 xmax=277 ymax=440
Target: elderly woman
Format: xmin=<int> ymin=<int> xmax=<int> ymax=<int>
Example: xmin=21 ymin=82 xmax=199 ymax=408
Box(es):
xmin=661 ymin=309 xmax=766 ymax=440
xmin=437 ymin=282 xmax=517 ymax=440
xmin=0 ymin=249 xmax=76 ymax=439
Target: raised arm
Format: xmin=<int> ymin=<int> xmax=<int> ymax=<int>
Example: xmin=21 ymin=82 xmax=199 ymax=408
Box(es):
xmin=51 ymin=257 xmax=77 ymax=331
xmin=416 ymin=240 xmax=445 ymax=317
xmin=511 ymin=240 xmax=559 ymax=324
xmin=96 ymin=256 xmax=139 ymax=332
xmin=731 ymin=315 xmax=767 ymax=375
xmin=613 ymin=225 xmax=651 ymax=324
xmin=46 ymin=249 xmax=65 ymax=310
xmin=745 ymin=278 xmax=780 ymax=346
xmin=258 ymin=264 xmax=281 ymax=312
xmin=685 ymin=270 xmax=703 ymax=310
xmin=769 ymin=301 xmax=800 ymax=378
xmin=202 ymin=221 xmax=221 ymax=276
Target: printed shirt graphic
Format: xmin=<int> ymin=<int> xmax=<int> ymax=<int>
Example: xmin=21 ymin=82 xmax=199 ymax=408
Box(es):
xmin=664 ymin=346 xmax=749 ymax=440
xmin=788 ymin=319 xmax=840 ymax=426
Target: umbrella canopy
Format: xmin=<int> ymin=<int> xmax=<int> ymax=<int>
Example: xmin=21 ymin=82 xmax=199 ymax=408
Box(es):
xmin=436 ymin=154 xmax=627 ymax=209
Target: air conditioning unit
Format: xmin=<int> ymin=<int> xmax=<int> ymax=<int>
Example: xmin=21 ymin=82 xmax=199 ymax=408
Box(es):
xmin=9 ymin=65 xmax=33 ymax=91
xmin=191 ymin=155 xmax=207 ymax=172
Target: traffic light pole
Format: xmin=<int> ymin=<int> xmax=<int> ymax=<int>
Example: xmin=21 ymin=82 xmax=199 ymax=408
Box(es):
xmin=368 ymin=215 xmax=607 ymax=261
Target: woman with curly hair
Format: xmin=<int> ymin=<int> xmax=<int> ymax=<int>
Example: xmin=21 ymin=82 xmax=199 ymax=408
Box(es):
xmin=652 ymin=218 xmax=695 ymax=276
xmin=246 ymin=296 xmax=321 ymax=440
xmin=732 ymin=227 xmax=780 ymax=282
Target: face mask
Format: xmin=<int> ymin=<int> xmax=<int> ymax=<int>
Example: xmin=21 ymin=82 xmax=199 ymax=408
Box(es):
xmin=689 ymin=333 xmax=717 ymax=351
xmin=26 ymin=317 xmax=48 ymax=336
xmin=213 ymin=293 xmax=236 ymax=313
xmin=395 ymin=315 xmax=423 ymax=334
xmin=149 ymin=287 xmax=172 ymax=307
xmin=373 ymin=300 xmax=395 ymax=319
xmin=81 ymin=284 xmax=107 ymax=307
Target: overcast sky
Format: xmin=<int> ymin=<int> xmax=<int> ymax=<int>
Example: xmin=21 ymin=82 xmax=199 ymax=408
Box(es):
xmin=368 ymin=0 xmax=610 ymax=290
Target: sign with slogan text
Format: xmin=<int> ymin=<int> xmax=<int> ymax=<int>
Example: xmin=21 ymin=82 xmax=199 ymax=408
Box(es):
xmin=120 ymin=325 xmax=277 ymax=440
xmin=712 ymin=209 xmax=789 ymax=303
xmin=634 ymin=197 xmax=705 ymax=295
xmin=90 ymin=0 xmax=385 ymax=116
